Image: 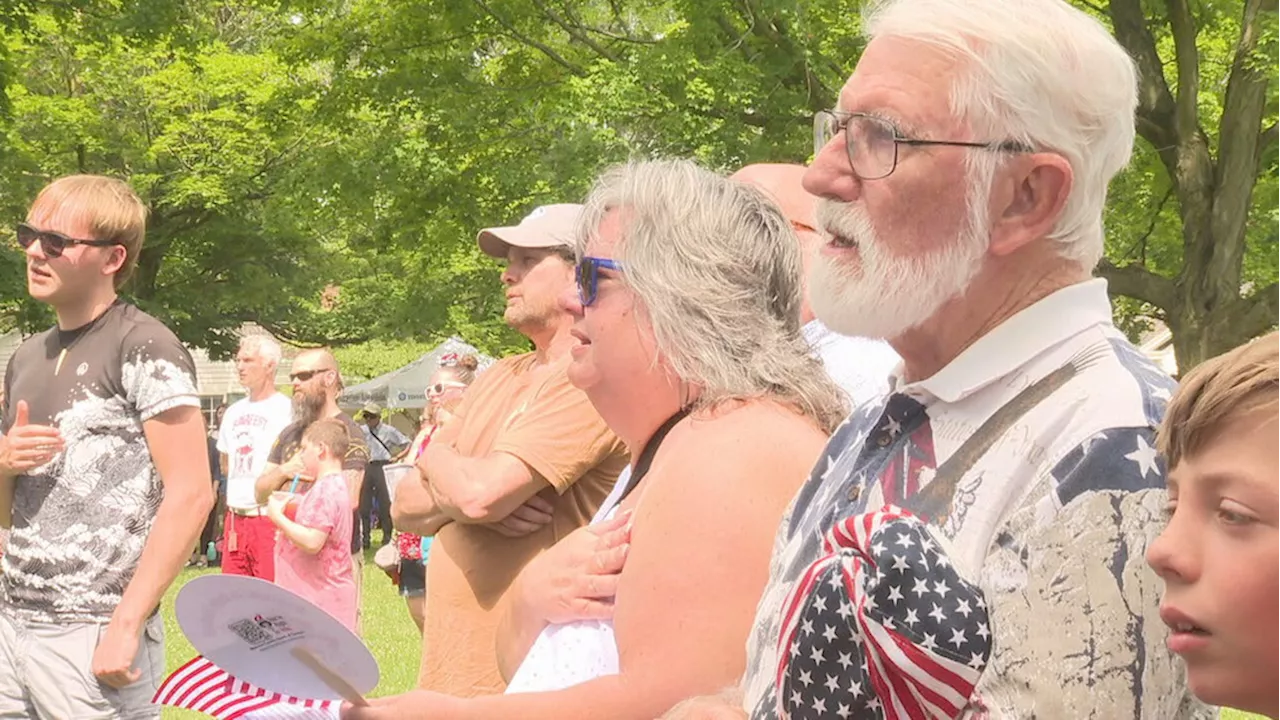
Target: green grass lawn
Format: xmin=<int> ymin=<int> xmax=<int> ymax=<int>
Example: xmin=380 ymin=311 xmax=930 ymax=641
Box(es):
xmin=158 ymin=556 xmax=1266 ymax=719
xmin=160 ymin=549 xmax=421 ymax=718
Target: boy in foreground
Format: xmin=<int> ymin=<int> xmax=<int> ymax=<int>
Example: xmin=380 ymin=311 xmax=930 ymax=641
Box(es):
xmin=1147 ymin=330 xmax=1278 ymax=719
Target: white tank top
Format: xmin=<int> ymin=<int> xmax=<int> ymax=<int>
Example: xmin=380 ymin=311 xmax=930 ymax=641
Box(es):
xmin=504 ymin=468 xmax=630 ymax=693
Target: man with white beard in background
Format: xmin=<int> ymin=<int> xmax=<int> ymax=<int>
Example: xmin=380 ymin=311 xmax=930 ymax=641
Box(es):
xmin=665 ymin=0 xmax=1206 ymax=718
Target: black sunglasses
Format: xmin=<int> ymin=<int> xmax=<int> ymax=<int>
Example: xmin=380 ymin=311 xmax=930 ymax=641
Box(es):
xmin=575 ymin=257 xmax=624 ymax=307
xmin=17 ymin=222 xmax=119 ymax=259
xmin=289 ymin=368 xmax=333 ymax=382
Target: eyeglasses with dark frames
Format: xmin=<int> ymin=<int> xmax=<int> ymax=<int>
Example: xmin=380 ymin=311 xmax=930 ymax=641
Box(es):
xmin=814 ymin=110 xmax=1032 ymax=180
xmin=575 ymin=256 xmax=624 ymax=307
xmin=16 ymin=222 xmax=120 ymax=259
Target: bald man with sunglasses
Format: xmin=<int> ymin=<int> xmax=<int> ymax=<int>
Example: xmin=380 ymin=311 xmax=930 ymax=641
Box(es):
xmin=0 ymin=175 xmax=214 ymax=717
xmin=254 ymin=349 xmax=372 ymax=627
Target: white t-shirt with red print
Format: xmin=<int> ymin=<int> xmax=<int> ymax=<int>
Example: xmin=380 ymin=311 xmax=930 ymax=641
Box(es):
xmin=217 ymin=393 xmax=292 ymax=510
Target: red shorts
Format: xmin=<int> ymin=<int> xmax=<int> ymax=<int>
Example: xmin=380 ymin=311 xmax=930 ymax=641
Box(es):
xmin=220 ymin=512 xmax=276 ymax=581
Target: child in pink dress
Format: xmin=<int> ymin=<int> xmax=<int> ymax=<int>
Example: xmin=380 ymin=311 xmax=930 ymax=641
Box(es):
xmin=266 ymin=418 xmax=357 ymax=631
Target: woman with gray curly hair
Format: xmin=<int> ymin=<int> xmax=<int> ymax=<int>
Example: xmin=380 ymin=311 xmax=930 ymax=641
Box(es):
xmin=344 ymin=159 xmax=844 ymax=719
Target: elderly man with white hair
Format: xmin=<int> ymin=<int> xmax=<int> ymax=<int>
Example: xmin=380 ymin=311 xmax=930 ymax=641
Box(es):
xmin=217 ymin=334 xmax=292 ymax=581
xmin=669 ymin=0 xmax=1209 ymax=718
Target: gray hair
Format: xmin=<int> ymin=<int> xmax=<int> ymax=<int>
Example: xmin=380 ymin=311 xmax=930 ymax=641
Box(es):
xmin=239 ymin=334 xmax=282 ymax=367
xmin=575 ymin=159 xmax=847 ymax=433
xmin=864 ymin=0 xmax=1138 ymax=270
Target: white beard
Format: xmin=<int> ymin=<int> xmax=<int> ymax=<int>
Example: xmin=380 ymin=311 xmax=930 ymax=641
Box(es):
xmin=808 ymin=198 xmax=988 ymax=341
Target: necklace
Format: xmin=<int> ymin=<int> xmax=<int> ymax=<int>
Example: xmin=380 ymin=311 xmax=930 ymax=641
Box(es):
xmin=54 ymin=303 xmax=115 ymax=376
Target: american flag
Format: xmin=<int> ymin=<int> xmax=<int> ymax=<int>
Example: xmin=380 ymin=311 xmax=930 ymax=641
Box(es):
xmin=152 ymin=656 xmax=338 ymax=719
xmin=773 ymin=507 xmax=991 ymax=720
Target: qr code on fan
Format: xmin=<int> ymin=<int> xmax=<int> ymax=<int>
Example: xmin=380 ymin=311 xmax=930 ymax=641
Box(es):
xmin=228 ymin=618 xmax=274 ymax=648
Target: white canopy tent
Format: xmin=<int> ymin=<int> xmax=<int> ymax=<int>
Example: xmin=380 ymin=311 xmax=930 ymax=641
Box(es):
xmin=339 ymin=337 xmax=495 ymax=410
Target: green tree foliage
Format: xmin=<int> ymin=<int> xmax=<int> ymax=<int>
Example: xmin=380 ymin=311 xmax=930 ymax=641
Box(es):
xmin=1098 ymin=0 xmax=1277 ymax=368
xmin=0 ymin=5 xmax=357 ymax=356
xmin=2 ymin=0 xmax=1274 ymax=371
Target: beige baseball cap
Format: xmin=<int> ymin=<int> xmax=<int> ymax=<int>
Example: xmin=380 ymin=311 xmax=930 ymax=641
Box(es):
xmin=476 ymin=203 xmax=582 ymax=258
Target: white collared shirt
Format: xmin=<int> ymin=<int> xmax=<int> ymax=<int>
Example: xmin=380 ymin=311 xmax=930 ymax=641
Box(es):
xmin=744 ymin=280 xmax=1208 ymax=719
xmin=363 ymin=422 xmax=408 ymax=462
xmin=802 ymin=319 xmax=899 ymax=412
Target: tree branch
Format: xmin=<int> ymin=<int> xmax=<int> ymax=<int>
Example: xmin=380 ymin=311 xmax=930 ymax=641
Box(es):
xmin=728 ymin=0 xmax=836 ymax=108
xmin=373 ymin=31 xmax=485 ymax=56
xmin=1118 ymin=184 xmax=1175 ymax=263
xmin=470 ymin=0 xmax=588 ymax=77
xmin=605 ymin=0 xmax=628 ymax=30
xmin=1164 ymin=0 xmax=1200 ymax=141
xmin=1206 ymin=0 xmax=1271 ymax=298
xmin=579 ymin=26 xmax=658 ymax=44
xmin=1260 ymin=122 xmax=1277 ymax=159
xmin=530 ymin=0 xmax=620 ymax=62
xmin=254 ymin=316 xmax=374 ymax=348
xmin=1230 ymin=281 xmax=1280 ymax=340
xmin=1108 ymin=0 xmax=1179 ymax=165
xmin=712 ymin=12 xmax=753 ymax=56
xmin=1096 ymin=260 xmax=1179 ymax=312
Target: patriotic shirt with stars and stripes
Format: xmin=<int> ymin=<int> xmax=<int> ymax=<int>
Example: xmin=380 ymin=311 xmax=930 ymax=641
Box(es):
xmin=743 ymin=280 xmax=1212 ymax=720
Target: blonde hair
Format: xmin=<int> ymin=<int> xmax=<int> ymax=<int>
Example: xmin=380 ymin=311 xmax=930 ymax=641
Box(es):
xmin=1158 ymin=331 xmax=1279 ymax=468
xmin=28 ymin=175 xmax=148 ymax=288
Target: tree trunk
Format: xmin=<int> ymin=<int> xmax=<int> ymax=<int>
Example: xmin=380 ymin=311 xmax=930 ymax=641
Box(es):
xmin=1100 ymin=0 xmax=1276 ymax=374
xmin=1166 ymin=297 xmax=1227 ymax=372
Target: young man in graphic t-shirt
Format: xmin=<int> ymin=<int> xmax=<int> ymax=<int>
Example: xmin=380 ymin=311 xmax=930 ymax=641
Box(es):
xmin=0 ymin=175 xmax=214 ymax=718
xmin=217 ymin=335 xmax=292 ymax=581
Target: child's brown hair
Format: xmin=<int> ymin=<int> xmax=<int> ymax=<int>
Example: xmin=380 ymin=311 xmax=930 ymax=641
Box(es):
xmin=302 ymin=418 xmax=350 ymax=459
xmin=1158 ymin=330 xmax=1279 ymax=468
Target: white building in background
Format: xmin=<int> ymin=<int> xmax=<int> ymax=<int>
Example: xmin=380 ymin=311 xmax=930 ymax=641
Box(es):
xmin=0 ymin=323 xmax=297 ymax=428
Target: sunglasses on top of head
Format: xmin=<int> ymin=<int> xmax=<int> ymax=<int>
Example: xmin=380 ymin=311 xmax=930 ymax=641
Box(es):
xmin=16 ymin=223 xmax=119 ymax=259
xmin=575 ymin=256 xmax=624 ymax=307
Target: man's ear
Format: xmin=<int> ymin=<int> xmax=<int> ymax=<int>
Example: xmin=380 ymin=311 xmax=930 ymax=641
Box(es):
xmin=989 ymin=152 xmax=1073 ymax=257
xmin=102 ymin=245 xmax=128 ymax=277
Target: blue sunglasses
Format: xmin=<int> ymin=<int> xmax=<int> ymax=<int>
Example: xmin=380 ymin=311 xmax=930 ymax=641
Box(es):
xmin=575 ymin=256 xmax=624 ymax=306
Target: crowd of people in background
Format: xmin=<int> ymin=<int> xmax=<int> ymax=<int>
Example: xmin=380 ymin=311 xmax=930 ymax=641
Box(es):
xmin=0 ymin=0 xmax=1276 ymax=718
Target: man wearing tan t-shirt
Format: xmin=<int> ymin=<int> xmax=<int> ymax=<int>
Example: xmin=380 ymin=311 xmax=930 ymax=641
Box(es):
xmin=393 ymin=204 xmax=629 ymax=697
